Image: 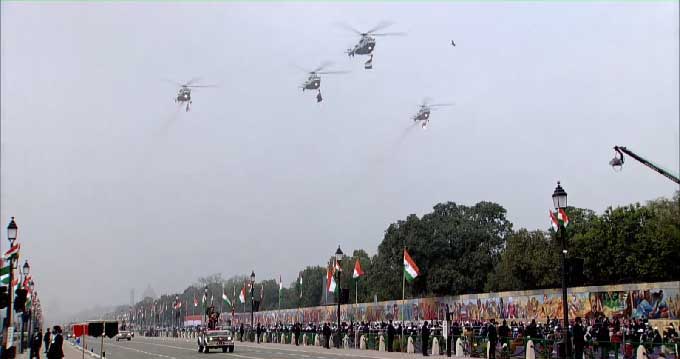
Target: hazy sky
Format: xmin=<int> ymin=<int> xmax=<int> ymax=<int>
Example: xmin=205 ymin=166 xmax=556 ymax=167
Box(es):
xmin=1 ymin=2 xmax=678 ymax=324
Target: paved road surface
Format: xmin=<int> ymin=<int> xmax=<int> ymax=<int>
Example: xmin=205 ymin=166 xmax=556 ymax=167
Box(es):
xmin=67 ymin=336 xmax=430 ymax=359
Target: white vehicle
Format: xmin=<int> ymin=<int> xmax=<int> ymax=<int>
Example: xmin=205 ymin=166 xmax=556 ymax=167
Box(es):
xmin=116 ymin=331 xmax=132 ymax=341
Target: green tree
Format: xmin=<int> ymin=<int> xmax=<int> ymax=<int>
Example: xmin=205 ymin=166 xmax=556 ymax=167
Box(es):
xmin=485 ymin=229 xmax=559 ymax=292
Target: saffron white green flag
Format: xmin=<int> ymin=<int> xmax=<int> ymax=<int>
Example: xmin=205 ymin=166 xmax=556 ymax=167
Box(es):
xmin=222 ymin=287 xmax=231 ymax=307
xmin=326 ymin=267 xmax=337 ymax=293
xmin=403 ymin=249 xmax=420 ymax=282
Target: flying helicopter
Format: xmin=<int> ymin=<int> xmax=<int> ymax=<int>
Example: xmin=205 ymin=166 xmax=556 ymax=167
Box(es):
xmin=165 ymin=78 xmax=216 ymax=112
xmin=298 ymin=62 xmax=348 ymax=103
xmin=412 ymin=99 xmax=453 ymax=128
xmin=339 ymin=21 xmax=405 ymax=69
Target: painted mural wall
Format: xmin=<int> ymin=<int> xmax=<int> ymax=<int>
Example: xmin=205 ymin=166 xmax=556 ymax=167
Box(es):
xmin=224 ymin=281 xmax=679 ymax=326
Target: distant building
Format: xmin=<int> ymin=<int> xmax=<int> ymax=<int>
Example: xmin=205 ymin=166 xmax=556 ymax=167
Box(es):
xmin=142 ymin=284 xmax=157 ymax=300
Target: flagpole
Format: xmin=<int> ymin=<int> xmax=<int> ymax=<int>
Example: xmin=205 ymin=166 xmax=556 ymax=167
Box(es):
xmin=401 ymin=247 xmax=406 ymax=353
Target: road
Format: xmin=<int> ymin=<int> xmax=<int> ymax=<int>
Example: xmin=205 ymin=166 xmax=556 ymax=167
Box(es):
xmin=68 ymin=336 xmax=426 ymax=359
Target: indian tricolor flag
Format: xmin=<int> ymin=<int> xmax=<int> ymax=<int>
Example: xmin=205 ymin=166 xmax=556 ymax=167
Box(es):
xmin=352 ymin=259 xmax=364 ymax=279
xmin=326 ymin=267 xmax=337 ymax=293
xmin=403 ymin=249 xmax=420 ymax=282
xmin=549 ymin=210 xmax=559 ymax=231
xmin=3 ymin=243 xmax=20 ymax=261
xmin=238 ymin=286 xmax=246 ymax=303
xmin=222 ymin=287 xmax=231 ymax=307
xmin=558 ymin=208 xmax=570 ymax=227
xmin=0 ymin=260 xmax=10 ymax=285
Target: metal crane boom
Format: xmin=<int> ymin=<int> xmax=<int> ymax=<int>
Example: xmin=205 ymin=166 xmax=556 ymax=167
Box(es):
xmin=610 ymin=146 xmax=680 ymax=184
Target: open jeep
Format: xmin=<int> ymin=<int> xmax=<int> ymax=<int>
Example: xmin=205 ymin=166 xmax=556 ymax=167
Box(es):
xmin=198 ymin=329 xmax=234 ymax=353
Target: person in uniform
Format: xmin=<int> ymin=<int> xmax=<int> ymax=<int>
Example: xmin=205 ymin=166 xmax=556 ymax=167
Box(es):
xmin=421 ymin=321 xmax=430 ymax=356
xmin=387 ymin=320 xmax=396 ymax=352
xmin=46 ymin=326 xmax=64 ymax=359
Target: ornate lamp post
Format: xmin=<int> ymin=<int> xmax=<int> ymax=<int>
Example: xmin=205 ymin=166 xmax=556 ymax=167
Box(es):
xmin=19 ymin=261 xmax=29 ymax=353
xmin=250 ymin=271 xmax=255 ymax=330
xmin=552 ymin=181 xmax=570 ymax=359
xmin=3 ymin=217 xmax=18 ymax=354
xmin=334 ymin=245 xmax=343 ymax=349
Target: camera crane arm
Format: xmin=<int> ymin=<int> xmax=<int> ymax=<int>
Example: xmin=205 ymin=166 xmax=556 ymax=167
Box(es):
xmin=610 ymin=146 xmax=680 ymax=184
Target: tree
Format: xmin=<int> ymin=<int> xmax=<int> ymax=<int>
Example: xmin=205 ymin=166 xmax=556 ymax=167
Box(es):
xmin=485 ymin=229 xmax=559 ymax=292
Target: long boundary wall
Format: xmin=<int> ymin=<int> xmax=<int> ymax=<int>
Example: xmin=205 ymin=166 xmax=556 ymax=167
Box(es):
xmin=224 ymin=281 xmax=679 ymax=326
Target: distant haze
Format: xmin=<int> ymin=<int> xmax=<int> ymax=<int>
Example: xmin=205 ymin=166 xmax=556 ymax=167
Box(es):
xmin=1 ymin=2 xmax=678 ymax=324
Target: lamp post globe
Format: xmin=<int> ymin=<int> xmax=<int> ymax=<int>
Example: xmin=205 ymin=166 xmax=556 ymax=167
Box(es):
xmin=552 ymin=181 xmax=568 ymax=209
xmin=7 ymin=217 xmax=17 ymax=242
xmin=250 ymin=271 xmax=255 ymax=283
xmin=23 ymin=260 xmax=30 ymax=277
xmin=335 ymin=246 xmax=343 ymax=262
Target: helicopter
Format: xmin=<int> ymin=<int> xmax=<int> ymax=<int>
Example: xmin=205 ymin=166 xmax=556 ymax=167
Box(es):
xmin=412 ymin=99 xmax=453 ymax=128
xmin=165 ymin=78 xmax=216 ymax=112
xmin=298 ymin=62 xmax=348 ymax=103
xmin=339 ymin=21 xmax=405 ymax=69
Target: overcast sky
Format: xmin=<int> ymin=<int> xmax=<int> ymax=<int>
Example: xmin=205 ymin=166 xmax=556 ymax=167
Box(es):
xmin=1 ymin=2 xmax=678 ymax=324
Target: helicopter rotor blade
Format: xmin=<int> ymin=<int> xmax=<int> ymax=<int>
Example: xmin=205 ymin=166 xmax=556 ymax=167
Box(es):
xmin=366 ymin=21 xmax=394 ymax=34
xmin=371 ymin=32 xmax=406 ymax=37
xmin=185 ymin=77 xmax=203 ymax=86
xmin=316 ymin=70 xmax=349 ymax=75
xmin=429 ymin=103 xmax=454 ymax=107
xmin=421 ymin=97 xmax=432 ymax=107
xmin=312 ymin=61 xmax=334 ymax=73
xmin=335 ymin=22 xmax=363 ymax=36
xmin=162 ymin=78 xmax=183 ymax=86
xmin=185 ymin=84 xmax=218 ymax=88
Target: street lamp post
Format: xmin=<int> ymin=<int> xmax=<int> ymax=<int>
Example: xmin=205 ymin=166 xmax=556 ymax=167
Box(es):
xmin=250 ymin=271 xmax=255 ymax=340
xmin=3 ymin=217 xmax=18 ymax=356
xmin=204 ymin=286 xmax=209 ymax=327
xmin=552 ymin=181 xmax=570 ymax=359
xmin=19 ymin=261 xmax=29 ymax=354
xmin=334 ymin=246 xmax=343 ymax=349
xmin=28 ymin=282 xmax=34 ymax=358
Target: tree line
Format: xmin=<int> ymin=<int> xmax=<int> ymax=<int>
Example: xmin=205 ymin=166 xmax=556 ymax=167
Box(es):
xmin=114 ymin=193 xmax=679 ymax=319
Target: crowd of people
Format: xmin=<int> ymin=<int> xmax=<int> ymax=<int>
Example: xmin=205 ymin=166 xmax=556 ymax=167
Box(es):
xmin=138 ymin=315 xmax=679 ymax=359
xmin=26 ymin=325 xmax=64 ymax=359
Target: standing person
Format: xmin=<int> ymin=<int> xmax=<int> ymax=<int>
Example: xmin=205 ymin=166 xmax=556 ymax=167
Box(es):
xmin=323 ymin=323 xmax=331 ymax=349
xmin=294 ymin=323 xmax=301 ymax=346
xmin=421 ymin=321 xmax=431 ymax=357
xmin=387 ymin=320 xmax=396 ymax=352
xmin=488 ymin=320 xmax=498 ymax=359
xmin=239 ymin=323 xmax=245 ymax=342
xmin=47 ymin=326 xmax=64 ymax=359
xmin=43 ymin=330 xmax=51 ymax=354
xmin=31 ymin=329 xmax=43 ymax=359
xmin=573 ymin=317 xmax=586 ymax=359
xmin=256 ymin=323 xmax=261 ymax=343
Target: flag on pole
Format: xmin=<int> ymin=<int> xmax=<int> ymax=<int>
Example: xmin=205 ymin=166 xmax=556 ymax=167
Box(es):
xmin=550 ymin=210 xmax=559 ymax=231
xmin=211 ymin=293 xmax=214 ymax=305
xmin=334 ymin=259 xmax=342 ymax=272
xmin=353 ymin=259 xmax=364 ymax=279
xmin=3 ymin=243 xmax=20 ymax=260
xmin=202 ymin=292 xmax=207 ymax=308
xmin=239 ymin=287 xmax=246 ymax=303
xmin=403 ymin=249 xmax=420 ymax=282
xmin=260 ymin=284 xmax=264 ymax=301
xmin=558 ymin=208 xmax=570 ymax=227
xmin=0 ymin=260 xmax=10 ymax=285
xmin=222 ymin=287 xmax=231 ymax=307
xmin=298 ymin=271 xmax=303 ymax=298
xmin=326 ymin=267 xmax=337 ymax=293
xmin=279 ymin=275 xmax=283 ymax=291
